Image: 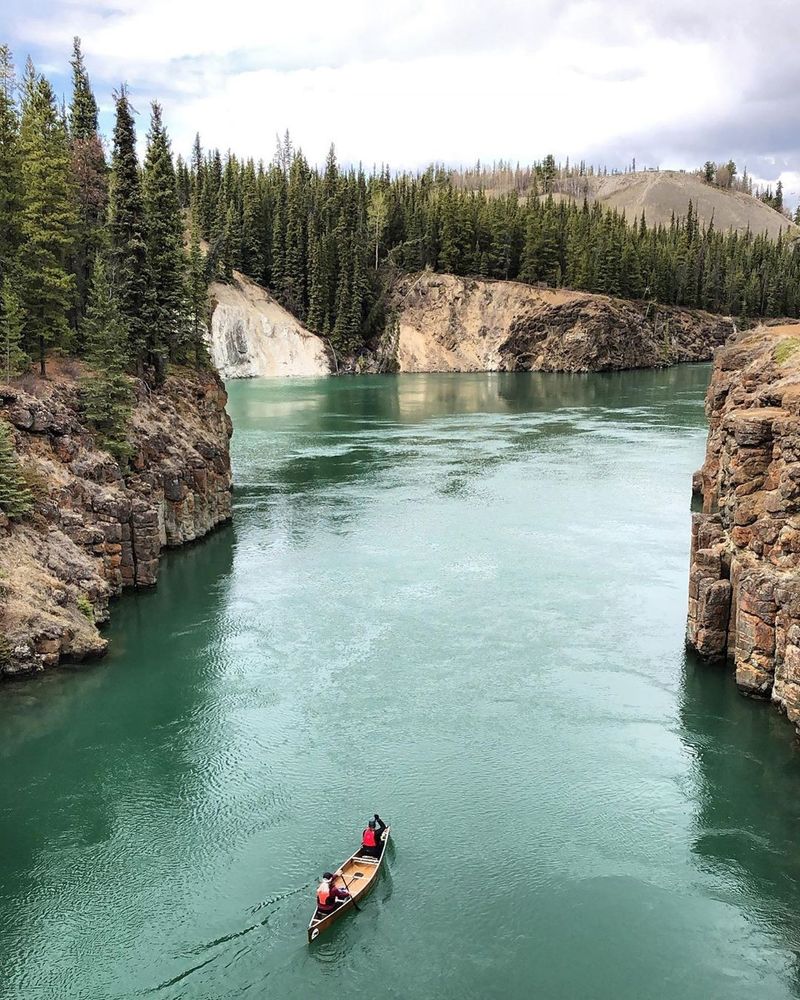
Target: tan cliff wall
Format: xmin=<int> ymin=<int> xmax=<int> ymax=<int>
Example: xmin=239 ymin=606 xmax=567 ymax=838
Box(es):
xmin=687 ymin=325 xmax=800 ymax=732
xmin=393 ymin=273 xmax=735 ymax=373
xmin=209 ymin=270 xmax=331 ymax=378
xmin=0 ymin=364 xmax=232 ymax=678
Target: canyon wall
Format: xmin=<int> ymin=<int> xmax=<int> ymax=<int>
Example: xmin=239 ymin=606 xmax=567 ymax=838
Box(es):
xmin=687 ymin=325 xmax=800 ymax=731
xmin=209 ymin=271 xmax=331 ymax=378
xmin=0 ymin=364 xmax=233 ymax=678
xmin=393 ymin=273 xmax=734 ymax=373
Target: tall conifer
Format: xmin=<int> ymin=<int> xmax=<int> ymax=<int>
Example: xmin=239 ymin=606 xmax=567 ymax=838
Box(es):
xmin=1 ymin=278 xmax=27 ymax=378
xmin=17 ymin=61 xmax=76 ymax=375
xmin=68 ymin=37 xmax=106 ymax=327
xmin=142 ymin=101 xmax=186 ymax=369
xmin=0 ymin=419 xmax=33 ymax=519
xmin=108 ymin=87 xmax=150 ymax=374
xmin=186 ymin=215 xmax=210 ymax=366
xmin=68 ymin=37 xmax=98 ymax=139
xmin=80 ymin=255 xmax=133 ymax=461
xmin=0 ymin=46 xmax=20 ymax=289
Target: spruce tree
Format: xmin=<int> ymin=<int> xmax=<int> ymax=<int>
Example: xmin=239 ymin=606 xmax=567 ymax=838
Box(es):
xmin=240 ymin=162 xmax=263 ymax=279
xmin=1 ymin=277 xmax=28 ymax=379
xmin=283 ymin=153 xmax=309 ymax=315
xmin=16 ymin=60 xmax=76 ymax=376
xmin=142 ymin=101 xmax=186 ymax=371
xmin=269 ymin=179 xmax=287 ymax=291
xmin=186 ymin=215 xmax=210 ymax=366
xmin=68 ymin=37 xmax=98 ymax=139
xmin=80 ymin=255 xmax=133 ymax=461
xmin=0 ymin=418 xmax=33 ymax=519
xmin=108 ymin=87 xmax=150 ymax=375
xmin=68 ymin=37 xmax=106 ymax=327
xmin=207 ymin=188 xmax=232 ymax=281
xmin=0 ymin=45 xmax=20 ymax=290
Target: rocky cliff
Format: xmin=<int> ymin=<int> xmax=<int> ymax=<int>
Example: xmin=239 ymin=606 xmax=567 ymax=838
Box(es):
xmin=209 ymin=270 xmax=331 ymax=377
xmin=393 ymin=273 xmax=734 ymax=373
xmin=0 ymin=363 xmax=232 ymax=678
xmin=687 ymin=325 xmax=800 ymax=732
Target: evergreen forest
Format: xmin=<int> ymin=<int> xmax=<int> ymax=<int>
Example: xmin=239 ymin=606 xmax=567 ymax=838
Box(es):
xmin=3 ymin=38 xmax=800 ymax=386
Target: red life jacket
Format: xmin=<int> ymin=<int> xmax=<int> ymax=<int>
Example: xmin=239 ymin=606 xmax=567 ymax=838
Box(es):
xmin=317 ymin=881 xmax=333 ymax=908
xmin=362 ymin=826 xmax=378 ymax=848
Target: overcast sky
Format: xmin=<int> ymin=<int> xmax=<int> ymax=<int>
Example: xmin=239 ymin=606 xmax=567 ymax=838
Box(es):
xmin=3 ymin=0 xmax=800 ymax=201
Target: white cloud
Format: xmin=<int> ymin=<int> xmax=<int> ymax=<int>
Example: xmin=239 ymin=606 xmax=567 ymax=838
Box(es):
xmin=4 ymin=0 xmax=800 ymax=174
xmin=165 ymin=39 xmax=726 ymax=169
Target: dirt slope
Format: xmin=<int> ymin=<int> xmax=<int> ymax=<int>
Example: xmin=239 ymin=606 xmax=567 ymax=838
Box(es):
xmin=551 ymin=171 xmax=793 ymax=238
xmin=209 ymin=271 xmax=331 ymax=378
xmin=394 ymin=273 xmax=735 ymax=373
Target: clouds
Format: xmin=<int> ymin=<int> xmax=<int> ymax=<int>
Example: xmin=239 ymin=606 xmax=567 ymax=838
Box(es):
xmin=4 ymin=0 xmax=800 ymax=200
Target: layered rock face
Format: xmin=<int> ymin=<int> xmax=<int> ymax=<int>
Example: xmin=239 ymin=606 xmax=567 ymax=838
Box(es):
xmin=394 ymin=273 xmax=734 ymax=373
xmin=209 ymin=271 xmax=331 ymax=377
xmin=0 ymin=365 xmax=232 ymax=677
xmin=687 ymin=325 xmax=800 ymax=730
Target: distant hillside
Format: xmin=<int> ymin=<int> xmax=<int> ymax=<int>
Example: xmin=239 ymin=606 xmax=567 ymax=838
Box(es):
xmin=550 ymin=171 xmax=793 ymax=238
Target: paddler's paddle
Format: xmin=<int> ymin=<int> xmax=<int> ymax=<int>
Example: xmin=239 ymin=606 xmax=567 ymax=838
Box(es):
xmin=337 ymin=870 xmax=361 ymax=912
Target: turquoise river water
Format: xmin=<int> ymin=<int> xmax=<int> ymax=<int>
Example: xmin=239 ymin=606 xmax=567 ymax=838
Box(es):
xmin=2 ymin=368 xmax=800 ymax=1000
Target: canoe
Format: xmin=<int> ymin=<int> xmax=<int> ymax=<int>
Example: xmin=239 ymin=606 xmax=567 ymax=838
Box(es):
xmin=307 ymin=826 xmax=391 ymax=943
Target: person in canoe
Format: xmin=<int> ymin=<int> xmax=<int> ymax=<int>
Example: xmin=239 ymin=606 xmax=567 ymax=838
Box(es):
xmin=315 ymin=872 xmax=350 ymax=915
xmin=360 ymin=814 xmax=387 ymax=859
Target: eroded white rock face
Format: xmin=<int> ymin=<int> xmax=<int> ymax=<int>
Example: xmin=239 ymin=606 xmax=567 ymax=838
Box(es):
xmin=208 ymin=272 xmax=331 ymax=378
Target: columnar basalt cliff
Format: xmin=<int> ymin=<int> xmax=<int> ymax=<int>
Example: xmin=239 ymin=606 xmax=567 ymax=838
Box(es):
xmin=0 ymin=364 xmax=232 ymax=677
xmin=687 ymin=325 xmax=800 ymax=731
xmin=393 ymin=273 xmax=735 ymax=373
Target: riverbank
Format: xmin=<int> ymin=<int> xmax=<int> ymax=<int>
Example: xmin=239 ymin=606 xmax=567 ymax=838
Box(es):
xmin=392 ymin=272 xmax=736 ymax=373
xmin=206 ymin=270 xmax=736 ymax=379
xmin=687 ymin=323 xmax=800 ymax=733
xmin=0 ymin=362 xmax=232 ymax=677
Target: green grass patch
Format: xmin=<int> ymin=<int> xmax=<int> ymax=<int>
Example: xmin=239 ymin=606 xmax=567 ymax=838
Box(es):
xmin=774 ymin=338 xmax=800 ymax=365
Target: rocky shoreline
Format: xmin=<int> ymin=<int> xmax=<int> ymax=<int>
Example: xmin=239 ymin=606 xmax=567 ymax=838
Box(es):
xmin=0 ymin=364 xmax=232 ymax=678
xmin=687 ymin=324 xmax=800 ymax=733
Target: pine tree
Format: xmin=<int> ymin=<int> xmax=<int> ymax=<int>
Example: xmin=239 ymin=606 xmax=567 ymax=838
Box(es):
xmin=438 ymin=191 xmax=461 ymax=273
xmin=108 ymin=87 xmax=150 ymax=375
xmin=0 ymin=418 xmax=33 ymax=519
xmin=0 ymin=45 xmax=20 ymax=290
xmin=16 ymin=60 xmax=76 ymax=376
xmin=283 ymin=153 xmax=309 ymax=316
xmin=347 ymin=229 xmax=370 ymax=345
xmin=0 ymin=277 xmax=28 ymax=379
xmin=186 ymin=215 xmax=210 ymax=366
xmin=142 ymin=101 xmax=186 ymax=372
xmin=175 ymin=154 xmax=191 ymax=208
xmin=68 ymin=37 xmax=98 ymax=140
xmin=68 ymin=37 xmax=106 ymax=328
xmin=225 ymin=202 xmax=242 ymax=274
xmin=206 ymin=188 xmax=229 ymax=281
xmin=368 ymin=188 xmax=389 ymax=270
xmin=269 ymin=177 xmax=287 ymax=291
xmin=240 ymin=162 xmax=263 ymax=278
xmin=80 ymin=255 xmax=133 ymax=462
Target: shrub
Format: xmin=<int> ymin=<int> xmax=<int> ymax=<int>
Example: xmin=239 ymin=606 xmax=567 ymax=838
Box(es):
xmin=76 ymin=594 xmax=95 ymax=622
